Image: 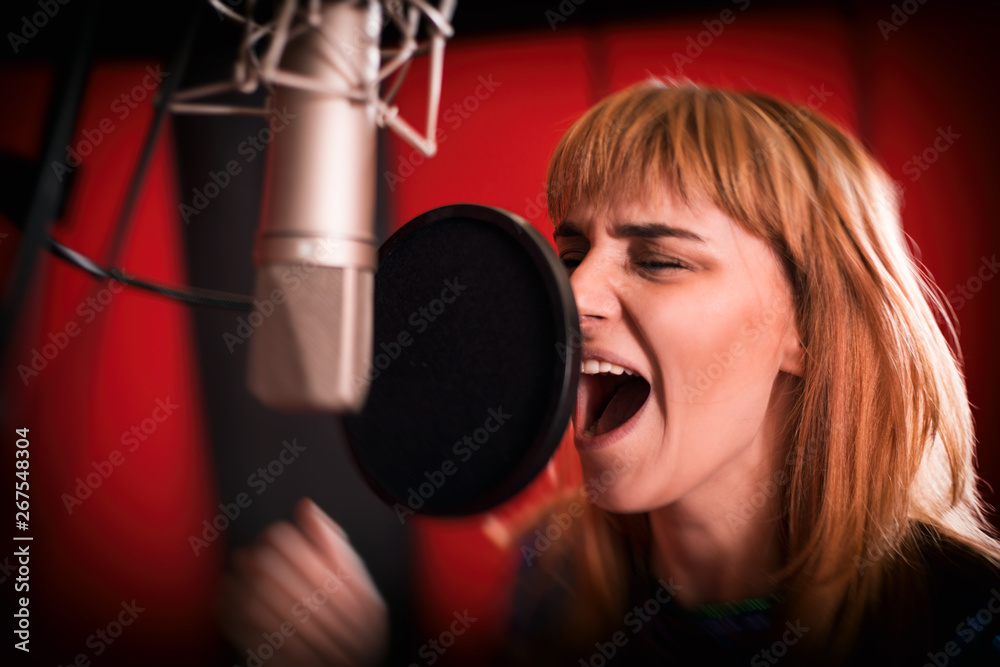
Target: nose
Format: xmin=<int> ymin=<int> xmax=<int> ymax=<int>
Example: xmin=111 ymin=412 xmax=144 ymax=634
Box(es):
xmin=569 ymin=251 xmax=619 ymax=332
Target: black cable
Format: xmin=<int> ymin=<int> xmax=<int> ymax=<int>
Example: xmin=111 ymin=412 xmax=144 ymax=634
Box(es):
xmin=0 ymin=0 xmax=101 ymax=359
xmin=46 ymin=237 xmax=110 ymax=280
xmin=48 ymin=237 xmax=253 ymax=311
xmin=109 ymin=268 xmax=254 ymax=310
xmin=93 ymin=2 xmax=252 ymax=311
xmin=105 ymin=3 xmax=203 ymax=266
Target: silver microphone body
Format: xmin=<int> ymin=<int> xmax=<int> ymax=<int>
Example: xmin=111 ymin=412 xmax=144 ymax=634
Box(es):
xmin=249 ymin=1 xmax=379 ymax=412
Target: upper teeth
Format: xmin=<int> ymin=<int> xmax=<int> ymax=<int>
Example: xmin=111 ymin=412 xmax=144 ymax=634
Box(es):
xmin=580 ymin=360 xmax=634 ymax=376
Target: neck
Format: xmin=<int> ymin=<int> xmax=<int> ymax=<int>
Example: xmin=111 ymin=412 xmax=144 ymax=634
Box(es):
xmin=648 ymin=374 xmax=796 ymax=608
xmin=648 ymin=488 xmax=783 ymax=607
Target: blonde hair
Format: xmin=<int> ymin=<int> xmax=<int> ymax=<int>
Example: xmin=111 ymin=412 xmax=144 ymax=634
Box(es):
xmin=534 ymin=81 xmax=1000 ymax=659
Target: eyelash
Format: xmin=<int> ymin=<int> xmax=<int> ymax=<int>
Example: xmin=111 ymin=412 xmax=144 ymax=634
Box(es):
xmin=637 ymin=259 xmax=687 ymax=271
xmin=558 ymin=255 xmax=690 ymax=273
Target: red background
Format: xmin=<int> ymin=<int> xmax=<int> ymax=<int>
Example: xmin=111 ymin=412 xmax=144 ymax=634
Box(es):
xmin=1 ymin=2 xmax=997 ymax=665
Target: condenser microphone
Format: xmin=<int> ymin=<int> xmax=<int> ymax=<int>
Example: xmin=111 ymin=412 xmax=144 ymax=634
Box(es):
xmin=248 ymin=1 xmax=379 ymax=412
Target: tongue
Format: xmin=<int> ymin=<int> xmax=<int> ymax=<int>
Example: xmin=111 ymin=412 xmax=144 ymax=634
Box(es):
xmin=594 ymin=380 xmax=649 ymax=436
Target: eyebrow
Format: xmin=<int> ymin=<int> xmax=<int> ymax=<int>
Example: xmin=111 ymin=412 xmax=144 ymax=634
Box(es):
xmin=553 ymin=221 xmax=707 ymax=243
xmin=552 ymin=222 xmax=583 ymax=238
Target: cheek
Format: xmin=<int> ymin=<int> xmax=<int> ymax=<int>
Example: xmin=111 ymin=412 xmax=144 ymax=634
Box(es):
xmin=643 ymin=286 xmax=787 ymax=407
xmin=608 ymin=291 xmax=791 ymax=510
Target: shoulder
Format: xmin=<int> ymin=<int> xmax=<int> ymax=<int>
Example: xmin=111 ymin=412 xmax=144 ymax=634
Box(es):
xmin=502 ymin=506 xmax=643 ymax=666
xmin=918 ymin=524 xmax=1000 ymax=661
xmin=914 ymin=522 xmax=1000 ymax=608
xmin=854 ymin=523 xmax=1000 ymax=666
xmin=500 ymin=516 xmax=594 ymax=666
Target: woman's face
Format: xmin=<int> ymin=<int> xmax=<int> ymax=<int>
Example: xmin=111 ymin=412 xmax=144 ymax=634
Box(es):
xmin=556 ymin=191 xmax=802 ymax=513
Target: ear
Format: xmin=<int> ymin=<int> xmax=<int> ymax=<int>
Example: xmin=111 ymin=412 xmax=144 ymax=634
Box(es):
xmin=778 ymin=322 xmax=804 ymax=377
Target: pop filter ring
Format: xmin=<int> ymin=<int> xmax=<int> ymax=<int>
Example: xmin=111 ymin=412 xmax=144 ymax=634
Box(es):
xmin=342 ymin=203 xmax=580 ymax=516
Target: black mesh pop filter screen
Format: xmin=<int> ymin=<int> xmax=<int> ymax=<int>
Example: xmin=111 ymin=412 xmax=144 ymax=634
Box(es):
xmin=343 ymin=204 xmax=580 ymax=516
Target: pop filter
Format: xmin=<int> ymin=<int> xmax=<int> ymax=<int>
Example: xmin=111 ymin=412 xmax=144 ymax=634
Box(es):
xmin=343 ymin=204 xmax=580 ymax=517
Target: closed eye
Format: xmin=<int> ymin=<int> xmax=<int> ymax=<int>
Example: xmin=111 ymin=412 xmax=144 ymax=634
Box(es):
xmin=635 ymin=257 xmax=691 ymax=275
xmin=560 ymin=256 xmax=689 ymax=272
xmin=560 ymin=255 xmax=583 ymax=270
xmin=637 ymin=259 xmax=688 ymax=271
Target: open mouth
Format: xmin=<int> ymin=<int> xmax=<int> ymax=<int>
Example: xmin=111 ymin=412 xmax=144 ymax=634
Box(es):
xmin=575 ymin=359 xmax=652 ymax=439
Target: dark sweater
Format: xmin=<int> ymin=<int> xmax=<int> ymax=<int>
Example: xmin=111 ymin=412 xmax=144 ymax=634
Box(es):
xmin=505 ymin=526 xmax=1000 ymax=666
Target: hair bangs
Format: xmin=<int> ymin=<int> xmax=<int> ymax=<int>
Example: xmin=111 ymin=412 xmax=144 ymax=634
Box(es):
xmin=546 ymin=83 xmax=731 ymax=226
xmin=546 ymin=83 xmax=805 ymax=252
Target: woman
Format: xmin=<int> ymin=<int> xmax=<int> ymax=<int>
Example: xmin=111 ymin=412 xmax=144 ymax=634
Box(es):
xmin=224 ymin=82 xmax=1000 ymax=666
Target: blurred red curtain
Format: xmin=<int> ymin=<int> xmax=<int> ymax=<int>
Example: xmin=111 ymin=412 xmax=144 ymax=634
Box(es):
xmin=1 ymin=3 xmax=995 ymax=665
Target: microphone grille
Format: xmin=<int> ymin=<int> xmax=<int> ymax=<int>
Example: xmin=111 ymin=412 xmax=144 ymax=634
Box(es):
xmin=248 ymin=264 xmax=373 ymax=412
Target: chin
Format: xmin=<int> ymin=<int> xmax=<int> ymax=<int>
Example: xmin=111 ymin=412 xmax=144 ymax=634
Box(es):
xmin=575 ymin=455 xmax=645 ymax=513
